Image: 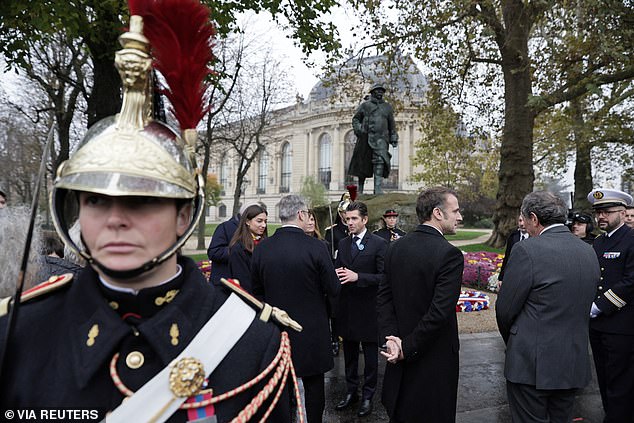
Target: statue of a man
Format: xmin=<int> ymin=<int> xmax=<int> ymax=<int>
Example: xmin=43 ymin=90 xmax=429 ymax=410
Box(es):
xmin=349 ymin=83 xmax=398 ymax=194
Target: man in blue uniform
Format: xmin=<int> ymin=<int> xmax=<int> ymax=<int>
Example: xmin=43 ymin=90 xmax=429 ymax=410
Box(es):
xmin=0 ymin=9 xmax=293 ymax=422
xmin=587 ymin=188 xmax=634 ymax=423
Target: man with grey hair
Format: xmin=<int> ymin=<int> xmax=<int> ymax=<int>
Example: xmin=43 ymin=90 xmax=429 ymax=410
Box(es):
xmin=496 ymin=191 xmax=600 ymax=423
xmin=252 ymin=195 xmax=340 ymax=423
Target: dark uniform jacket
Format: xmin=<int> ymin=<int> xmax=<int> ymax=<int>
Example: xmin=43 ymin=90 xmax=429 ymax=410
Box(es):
xmin=208 ymin=216 xmax=239 ymax=287
xmin=377 ymin=225 xmax=463 ymax=422
xmin=496 ymin=226 xmax=599 ymax=389
xmin=251 ymin=226 xmax=340 ymax=377
xmin=0 ymin=256 xmax=290 ymax=422
xmin=324 ymin=219 xmax=348 ymax=261
xmin=373 ymin=227 xmax=406 ymax=243
xmin=591 ymin=224 xmax=634 ymax=334
xmin=334 ymin=232 xmax=387 ymax=342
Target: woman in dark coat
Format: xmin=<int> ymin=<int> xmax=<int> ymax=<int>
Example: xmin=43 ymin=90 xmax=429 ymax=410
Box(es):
xmin=228 ymin=204 xmax=268 ymax=293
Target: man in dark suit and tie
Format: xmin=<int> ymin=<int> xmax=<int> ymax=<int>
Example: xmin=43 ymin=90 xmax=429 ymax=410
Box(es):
xmin=377 ymin=187 xmax=464 ymax=423
xmin=496 ymin=191 xmax=600 ymax=423
xmin=586 ymin=188 xmax=634 ymax=423
xmin=333 ymin=201 xmax=388 ymax=417
xmin=498 ymin=214 xmax=528 ymax=286
xmin=251 ymin=195 xmax=340 ymax=423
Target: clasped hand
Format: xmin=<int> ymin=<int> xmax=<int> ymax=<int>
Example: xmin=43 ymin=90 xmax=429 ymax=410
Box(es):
xmin=381 ymin=335 xmax=404 ymax=364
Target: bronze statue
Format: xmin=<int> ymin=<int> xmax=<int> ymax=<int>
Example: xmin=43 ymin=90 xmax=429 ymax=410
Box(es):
xmin=349 ymin=83 xmax=398 ymax=194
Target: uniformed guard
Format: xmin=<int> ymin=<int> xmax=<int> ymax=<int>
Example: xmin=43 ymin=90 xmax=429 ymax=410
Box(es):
xmin=373 ymin=209 xmax=406 ymax=242
xmin=587 ymin=188 xmax=634 ymax=423
xmin=0 ymin=2 xmax=300 ymax=421
xmin=324 ymin=192 xmax=351 ymax=261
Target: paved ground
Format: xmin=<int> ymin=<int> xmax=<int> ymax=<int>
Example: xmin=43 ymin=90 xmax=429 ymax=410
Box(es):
xmin=324 ymin=331 xmax=604 ymax=422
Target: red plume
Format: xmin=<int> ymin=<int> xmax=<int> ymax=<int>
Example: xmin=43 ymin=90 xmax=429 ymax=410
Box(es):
xmin=346 ymin=184 xmax=358 ymax=201
xmin=131 ymin=0 xmax=215 ymax=130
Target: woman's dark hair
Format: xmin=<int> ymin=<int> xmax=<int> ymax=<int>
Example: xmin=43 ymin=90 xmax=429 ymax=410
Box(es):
xmin=229 ymin=204 xmax=268 ymax=253
xmin=307 ymin=209 xmax=323 ymax=240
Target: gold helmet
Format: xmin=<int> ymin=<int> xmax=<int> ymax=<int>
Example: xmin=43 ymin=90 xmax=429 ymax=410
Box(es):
xmin=51 ymin=9 xmax=212 ymax=279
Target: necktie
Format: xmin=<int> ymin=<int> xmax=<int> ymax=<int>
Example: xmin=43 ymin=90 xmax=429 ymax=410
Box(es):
xmin=352 ymin=236 xmax=360 ymax=256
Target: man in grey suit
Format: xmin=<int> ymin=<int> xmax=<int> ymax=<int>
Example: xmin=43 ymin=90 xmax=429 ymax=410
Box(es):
xmin=496 ymin=191 xmax=600 ymax=423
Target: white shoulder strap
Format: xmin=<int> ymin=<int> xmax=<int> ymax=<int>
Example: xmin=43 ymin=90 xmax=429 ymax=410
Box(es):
xmin=104 ymin=293 xmax=256 ymax=423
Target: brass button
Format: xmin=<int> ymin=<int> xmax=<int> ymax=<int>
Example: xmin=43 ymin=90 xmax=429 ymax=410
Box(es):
xmin=601 ymin=267 xmax=605 ymax=271
xmin=126 ymin=351 xmax=145 ymax=369
xmin=600 ymin=277 xmax=603 ymax=280
xmin=598 ymin=286 xmax=603 ymax=290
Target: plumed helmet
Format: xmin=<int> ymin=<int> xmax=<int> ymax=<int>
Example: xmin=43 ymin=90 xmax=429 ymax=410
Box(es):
xmin=51 ymin=9 xmax=212 ymax=279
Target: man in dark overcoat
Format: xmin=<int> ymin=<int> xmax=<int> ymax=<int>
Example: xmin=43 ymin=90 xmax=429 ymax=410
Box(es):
xmin=496 ymin=191 xmax=599 ymax=422
xmin=586 ymin=188 xmax=634 ymax=423
xmin=251 ymin=195 xmax=341 ymax=423
xmin=349 ymin=83 xmax=398 ymax=195
xmin=498 ymin=214 xmax=528 ymax=285
xmin=333 ymin=201 xmax=388 ymax=417
xmin=377 ymin=187 xmax=464 ymax=423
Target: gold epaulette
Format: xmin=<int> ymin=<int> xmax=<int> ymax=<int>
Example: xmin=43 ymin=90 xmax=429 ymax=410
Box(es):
xmin=220 ymin=278 xmax=302 ymax=332
xmin=0 ymin=274 xmax=73 ymax=317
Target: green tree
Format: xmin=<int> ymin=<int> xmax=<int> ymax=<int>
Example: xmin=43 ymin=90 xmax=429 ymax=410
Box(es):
xmin=300 ymin=176 xmax=328 ymax=208
xmin=412 ymin=83 xmax=498 ymax=206
xmin=0 ymin=0 xmax=340 ymax=125
xmin=343 ymin=0 xmax=634 ymax=246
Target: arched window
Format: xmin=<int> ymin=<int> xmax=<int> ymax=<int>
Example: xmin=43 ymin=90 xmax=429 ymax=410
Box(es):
xmin=218 ymin=204 xmax=227 ymax=218
xmin=280 ymin=143 xmax=291 ymax=193
xmin=318 ymin=133 xmax=332 ymax=188
xmin=219 ymin=153 xmax=229 ymax=195
xmin=344 ymin=130 xmax=357 ymax=185
xmin=258 ymin=150 xmax=269 ymax=194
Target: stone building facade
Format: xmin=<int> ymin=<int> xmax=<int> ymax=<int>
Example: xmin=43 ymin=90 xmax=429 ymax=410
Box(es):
xmin=207 ymin=55 xmax=427 ymax=222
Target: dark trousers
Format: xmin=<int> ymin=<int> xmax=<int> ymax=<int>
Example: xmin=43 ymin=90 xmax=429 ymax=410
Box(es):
xmin=302 ymin=373 xmax=325 ymax=423
xmin=589 ymin=329 xmax=634 ymax=423
xmin=506 ymin=381 xmax=577 ymax=423
xmin=343 ymin=340 xmax=378 ymax=400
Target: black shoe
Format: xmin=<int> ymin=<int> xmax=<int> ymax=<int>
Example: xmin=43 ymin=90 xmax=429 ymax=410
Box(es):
xmin=332 ymin=341 xmax=340 ymax=356
xmin=357 ymin=399 xmax=373 ymax=417
xmin=335 ymin=393 xmax=359 ymax=411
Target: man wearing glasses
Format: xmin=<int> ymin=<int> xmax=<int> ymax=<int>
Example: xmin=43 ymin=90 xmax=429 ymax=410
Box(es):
xmin=251 ymin=195 xmax=340 ymax=422
xmin=587 ymin=188 xmax=634 ymax=423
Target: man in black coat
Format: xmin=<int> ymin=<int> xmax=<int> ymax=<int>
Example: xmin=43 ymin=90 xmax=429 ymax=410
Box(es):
xmin=333 ymin=201 xmax=388 ymax=417
xmin=498 ymin=214 xmax=528 ymax=285
xmin=496 ymin=191 xmax=599 ymax=422
xmin=377 ymin=187 xmax=464 ymax=423
xmin=251 ymin=195 xmax=341 ymax=423
xmin=587 ymin=188 xmax=634 ymax=423
xmin=207 ymin=214 xmax=239 ymax=287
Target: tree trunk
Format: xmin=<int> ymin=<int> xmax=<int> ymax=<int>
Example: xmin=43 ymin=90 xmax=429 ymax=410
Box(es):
xmin=488 ymin=2 xmax=535 ymax=248
xmin=87 ymin=54 xmax=121 ymax=127
xmin=571 ymin=99 xmax=593 ymax=212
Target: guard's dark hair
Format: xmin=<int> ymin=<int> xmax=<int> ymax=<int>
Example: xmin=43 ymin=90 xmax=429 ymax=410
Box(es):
xmin=41 ymin=231 xmax=64 ymax=258
xmin=229 ymin=204 xmax=268 ymax=253
xmin=346 ymin=201 xmax=368 ymax=218
xmin=416 ymin=187 xmax=457 ymax=223
xmin=521 ymin=191 xmax=567 ymax=226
